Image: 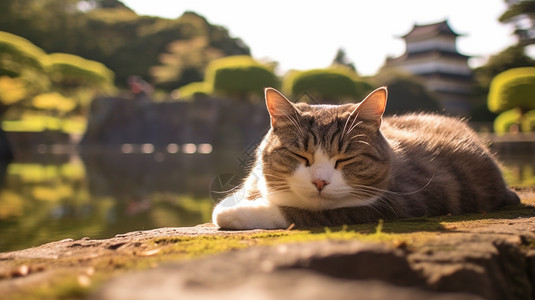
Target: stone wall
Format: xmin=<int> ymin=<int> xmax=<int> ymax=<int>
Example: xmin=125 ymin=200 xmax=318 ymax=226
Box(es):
xmin=80 ymin=95 xmax=270 ymax=150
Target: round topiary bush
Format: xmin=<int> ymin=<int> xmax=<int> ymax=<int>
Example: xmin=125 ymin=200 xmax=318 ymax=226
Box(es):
xmin=205 ymin=56 xmax=278 ymax=101
xmin=493 ymin=108 xmax=522 ymax=134
xmin=521 ymin=110 xmax=535 ymax=132
xmin=174 ymin=81 xmax=211 ymax=100
xmin=488 ymin=67 xmax=535 ymax=113
xmin=287 ymin=68 xmax=364 ymax=103
xmin=494 ymin=108 xmax=535 ymax=134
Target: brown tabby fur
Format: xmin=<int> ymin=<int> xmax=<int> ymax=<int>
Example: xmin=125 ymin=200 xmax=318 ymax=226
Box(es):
xmin=247 ymin=88 xmax=519 ymax=227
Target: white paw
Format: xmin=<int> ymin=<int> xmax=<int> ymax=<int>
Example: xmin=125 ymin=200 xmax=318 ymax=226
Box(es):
xmin=212 ymin=198 xmax=289 ymax=230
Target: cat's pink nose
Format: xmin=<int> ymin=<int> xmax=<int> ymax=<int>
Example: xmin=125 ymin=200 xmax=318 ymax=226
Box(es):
xmin=312 ymin=179 xmax=329 ymax=191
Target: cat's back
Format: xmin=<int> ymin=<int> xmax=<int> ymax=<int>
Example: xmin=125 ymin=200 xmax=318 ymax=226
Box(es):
xmin=380 ymin=113 xmax=519 ymax=215
xmin=382 ymin=113 xmax=486 ymax=156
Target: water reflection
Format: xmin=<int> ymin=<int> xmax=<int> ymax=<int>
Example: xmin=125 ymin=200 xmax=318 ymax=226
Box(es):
xmin=499 ymin=153 xmax=535 ymax=188
xmin=0 ymin=144 xmax=533 ymax=253
xmin=0 ymin=146 xmax=243 ymax=252
xmin=492 ymin=142 xmax=535 ymax=189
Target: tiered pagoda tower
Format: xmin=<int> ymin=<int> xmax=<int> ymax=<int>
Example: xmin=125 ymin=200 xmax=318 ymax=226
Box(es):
xmin=385 ymin=20 xmax=473 ymax=116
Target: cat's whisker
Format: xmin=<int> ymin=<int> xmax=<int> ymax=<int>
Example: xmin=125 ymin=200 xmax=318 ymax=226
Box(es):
xmin=351 ymin=190 xmax=398 ymax=210
xmin=366 ymin=202 xmax=388 ymax=218
xmin=350 ymin=191 xmax=402 ymax=216
xmin=279 ymin=110 xmax=305 ymax=138
xmin=263 ymin=173 xmax=289 ymax=180
xmin=212 ymin=190 xmax=238 ymax=194
xmin=265 ymin=181 xmax=289 ymax=187
xmin=351 ymin=192 xmax=398 ymax=215
xmin=399 ymin=170 xmax=436 ymax=195
xmin=371 ymin=197 xmax=398 ymax=214
xmin=265 ymin=186 xmax=289 ymax=193
xmin=345 ymin=134 xmax=367 ymax=144
xmin=344 ymin=108 xmax=363 ymax=138
xmin=368 ymin=201 xmax=398 ymax=218
xmin=346 ymin=120 xmax=363 ymax=137
xmin=351 ymin=178 xmax=436 ymax=197
xmin=348 ymin=191 xmax=382 ymax=202
xmin=215 ymin=183 xmax=245 ymax=195
xmin=293 ymin=109 xmax=304 ymax=134
xmin=345 ymin=191 xmax=390 ymax=218
xmin=349 ymin=140 xmax=371 ymax=147
xmin=262 ymin=188 xmax=292 ymax=197
xmin=350 ymin=184 xmax=390 ymax=195
xmin=341 ymin=111 xmax=359 ymax=142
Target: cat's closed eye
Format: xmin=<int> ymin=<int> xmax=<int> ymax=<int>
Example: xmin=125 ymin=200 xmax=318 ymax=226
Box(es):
xmin=291 ymin=152 xmax=311 ymax=167
xmin=334 ymin=156 xmax=356 ymax=169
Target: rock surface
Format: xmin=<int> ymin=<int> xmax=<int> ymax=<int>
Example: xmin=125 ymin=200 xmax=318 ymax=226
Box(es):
xmin=92 ymin=218 xmax=535 ymax=300
xmin=2 ymin=197 xmax=535 ymax=300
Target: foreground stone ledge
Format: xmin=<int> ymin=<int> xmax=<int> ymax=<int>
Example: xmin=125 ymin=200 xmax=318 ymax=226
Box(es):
xmin=93 ymin=217 xmax=535 ymax=300
xmin=0 ymin=224 xmax=252 ymax=261
xmin=1 ymin=200 xmax=535 ymax=299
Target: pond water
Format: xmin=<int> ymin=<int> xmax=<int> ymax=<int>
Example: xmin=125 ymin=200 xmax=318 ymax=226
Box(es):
xmin=0 ymin=146 xmax=248 ymax=252
xmin=0 ymin=143 xmax=533 ymax=253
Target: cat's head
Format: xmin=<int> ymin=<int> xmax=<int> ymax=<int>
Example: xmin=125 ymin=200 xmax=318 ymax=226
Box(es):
xmin=260 ymin=87 xmax=392 ymax=210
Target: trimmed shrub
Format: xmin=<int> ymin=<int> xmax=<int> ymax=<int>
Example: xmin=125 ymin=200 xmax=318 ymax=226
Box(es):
xmin=0 ymin=31 xmax=47 ymax=77
xmin=174 ymin=81 xmax=211 ymax=100
xmin=287 ymin=68 xmax=365 ymax=103
xmin=46 ymin=53 xmax=115 ymax=89
xmin=205 ymin=56 xmax=278 ymax=101
xmin=494 ymin=108 xmax=522 ymax=134
xmin=493 ymin=108 xmax=535 ymax=134
xmin=488 ymin=67 xmax=535 ymax=113
xmin=522 ymin=110 xmax=535 ymax=132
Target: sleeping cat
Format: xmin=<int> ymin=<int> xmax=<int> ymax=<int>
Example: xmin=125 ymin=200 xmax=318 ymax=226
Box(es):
xmin=212 ymin=87 xmax=520 ymax=229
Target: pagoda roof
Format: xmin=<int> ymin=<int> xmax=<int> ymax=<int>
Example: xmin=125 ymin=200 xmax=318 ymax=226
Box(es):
xmin=402 ymin=20 xmax=462 ymax=40
xmin=418 ymin=71 xmax=473 ymax=81
xmin=386 ymin=50 xmax=471 ymax=65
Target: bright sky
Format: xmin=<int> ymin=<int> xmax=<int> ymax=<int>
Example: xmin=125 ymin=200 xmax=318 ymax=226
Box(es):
xmin=121 ymin=0 xmax=516 ymax=76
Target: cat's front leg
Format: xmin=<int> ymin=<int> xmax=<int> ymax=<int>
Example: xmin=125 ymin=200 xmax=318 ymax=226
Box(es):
xmin=212 ymin=196 xmax=289 ymax=230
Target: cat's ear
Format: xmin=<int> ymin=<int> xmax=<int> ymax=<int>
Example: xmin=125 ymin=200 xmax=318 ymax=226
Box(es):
xmin=356 ymin=87 xmax=388 ymax=124
xmin=265 ymin=88 xmax=300 ymax=127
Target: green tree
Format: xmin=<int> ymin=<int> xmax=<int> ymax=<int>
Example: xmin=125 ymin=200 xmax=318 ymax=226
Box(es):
xmin=0 ymin=0 xmax=85 ymax=52
xmin=150 ymin=37 xmax=223 ymax=90
xmin=146 ymin=12 xmax=249 ymax=91
xmin=499 ymin=0 xmax=535 ymax=46
xmin=1 ymin=2 xmax=250 ymax=88
xmin=331 ymin=48 xmax=357 ymax=74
